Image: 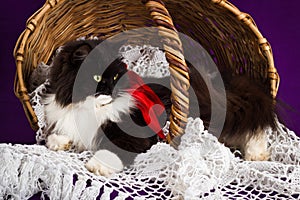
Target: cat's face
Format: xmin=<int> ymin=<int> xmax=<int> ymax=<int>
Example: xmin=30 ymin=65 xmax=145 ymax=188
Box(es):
xmin=48 ymin=40 xmax=130 ymax=107
xmin=94 ymin=58 xmax=129 ymax=97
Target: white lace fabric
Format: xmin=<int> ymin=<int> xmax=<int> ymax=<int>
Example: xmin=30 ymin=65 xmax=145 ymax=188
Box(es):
xmin=1 ymin=45 xmax=300 ymax=199
xmin=119 ymin=45 xmax=170 ymax=78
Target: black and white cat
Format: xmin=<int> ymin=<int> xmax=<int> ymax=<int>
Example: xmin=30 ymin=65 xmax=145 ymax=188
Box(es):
xmin=43 ymin=39 xmax=276 ymax=177
xmin=43 ymin=39 xmax=172 ymax=176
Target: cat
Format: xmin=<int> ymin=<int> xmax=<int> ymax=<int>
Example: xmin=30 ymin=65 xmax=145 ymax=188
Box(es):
xmin=43 ymin=39 xmax=276 ymax=177
xmin=43 ymin=39 xmax=172 ymax=176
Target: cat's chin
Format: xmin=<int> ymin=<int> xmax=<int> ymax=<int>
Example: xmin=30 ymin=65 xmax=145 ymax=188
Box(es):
xmin=95 ymin=95 xmax=113 ymax=108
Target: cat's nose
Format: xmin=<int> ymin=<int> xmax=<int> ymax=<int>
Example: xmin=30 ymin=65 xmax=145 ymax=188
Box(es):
xmin=96 ymin=82 xmax=112 ymax=96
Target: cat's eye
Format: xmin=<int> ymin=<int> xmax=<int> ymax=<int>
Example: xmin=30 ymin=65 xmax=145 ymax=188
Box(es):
xmin=113 ymin=73 xmax=119 ymax=81
xmin=93 ymin=75 xmax=102 ymax=82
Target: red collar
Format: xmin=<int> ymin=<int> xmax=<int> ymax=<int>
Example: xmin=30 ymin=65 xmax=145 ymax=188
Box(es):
xmin=126 ymin=71 xmax=166 ymax=139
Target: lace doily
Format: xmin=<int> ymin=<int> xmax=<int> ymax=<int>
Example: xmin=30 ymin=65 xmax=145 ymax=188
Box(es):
xmin=1 ymin=81 xmax=299 ymax=199
xmin=3 ymin=44 xmax=300 ymax=199
xmin=119 ymin=45 xmax=170 ymax=78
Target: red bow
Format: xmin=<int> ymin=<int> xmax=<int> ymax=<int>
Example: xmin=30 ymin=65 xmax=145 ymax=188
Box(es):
xmin=126 ymin=71 xmax=166 ymax=139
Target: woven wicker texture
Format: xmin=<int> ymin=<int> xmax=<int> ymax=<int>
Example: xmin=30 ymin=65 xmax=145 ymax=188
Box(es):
xmin=14 ymin=0 xmax=279 ymax=145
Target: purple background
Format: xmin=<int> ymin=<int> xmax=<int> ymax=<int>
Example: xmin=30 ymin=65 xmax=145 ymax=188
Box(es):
xmin=0 ymin=0 xmax=299 ymax=145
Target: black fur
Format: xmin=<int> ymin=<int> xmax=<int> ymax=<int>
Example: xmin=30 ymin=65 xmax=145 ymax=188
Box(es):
xmin=48 ymin=40 xmax=101 ymax=106
xmin=188 ymin=63 xmax=276 ymax=147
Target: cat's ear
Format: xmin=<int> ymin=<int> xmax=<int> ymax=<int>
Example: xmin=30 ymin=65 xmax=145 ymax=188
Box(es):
xmin=71 ymin=44 xmax=92 ymax=65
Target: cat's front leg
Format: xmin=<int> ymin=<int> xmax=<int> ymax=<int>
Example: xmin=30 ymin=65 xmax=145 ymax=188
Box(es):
xmin=46 ymin=134 xmax=73 ymax=151
xmin=85 ymin=150 xmax=124 ymax=177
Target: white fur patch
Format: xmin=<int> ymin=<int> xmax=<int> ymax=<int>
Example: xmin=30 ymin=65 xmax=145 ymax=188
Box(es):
xmin=46 ymin=134 xmax=72 ymax=151
xmin=44 ymin=93 xmax=135 ymax=151
xmin=244 ymin=130 xmax=270 ymax=161
xmin=85 ymin=150 xmax=123 ymax=177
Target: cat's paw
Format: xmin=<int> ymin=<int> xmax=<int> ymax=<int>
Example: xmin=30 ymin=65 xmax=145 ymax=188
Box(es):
xmin=244 ymin=132 xmax=270 ymax=161
xmin=244 ymin=150 xmax=270 ymax=161
xmin=46 ymin=134 xmax=73 ymax=151
xmin=85 ymin=150 xmax=123 ymax=177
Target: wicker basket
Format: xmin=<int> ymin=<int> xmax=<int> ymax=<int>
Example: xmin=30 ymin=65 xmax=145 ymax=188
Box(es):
xmin=13 ymin=0 xmax=279 ymax=146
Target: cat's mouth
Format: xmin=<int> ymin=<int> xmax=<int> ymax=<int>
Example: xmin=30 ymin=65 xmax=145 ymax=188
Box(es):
xmin=95 ymin=95 xmax=113 ymax=108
